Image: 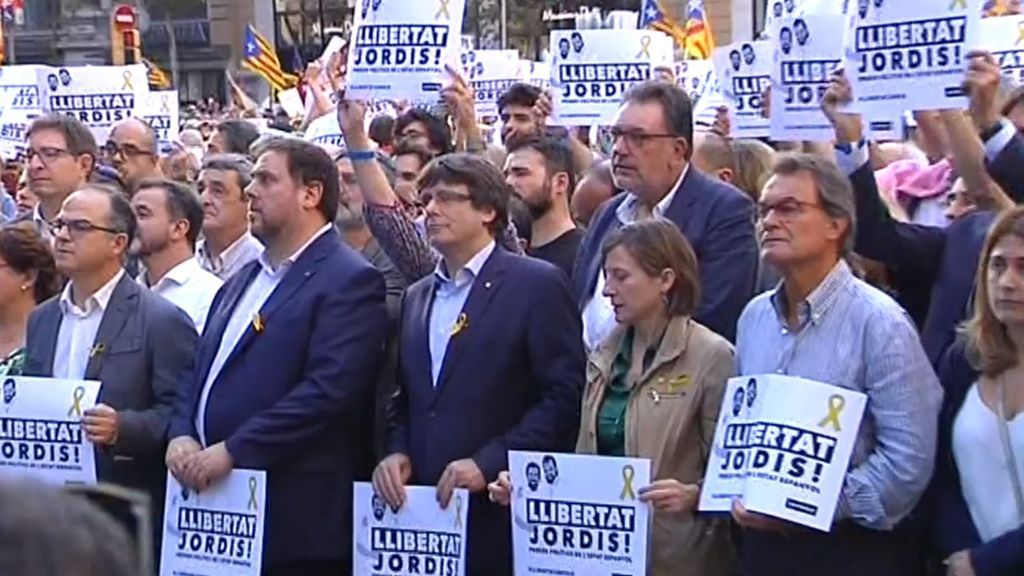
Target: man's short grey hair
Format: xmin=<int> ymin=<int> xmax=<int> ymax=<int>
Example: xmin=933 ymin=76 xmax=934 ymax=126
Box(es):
xmin=770 ymin=153 xmax=857 ymax=255
xmin=202 ymin=153 xmax=254 ymax=190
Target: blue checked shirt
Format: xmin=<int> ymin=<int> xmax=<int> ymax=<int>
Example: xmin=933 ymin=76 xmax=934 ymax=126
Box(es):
xmin=736 ymin=260 xmax=942 ymax=530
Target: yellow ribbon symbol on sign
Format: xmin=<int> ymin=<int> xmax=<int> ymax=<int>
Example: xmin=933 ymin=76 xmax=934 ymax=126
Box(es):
xmin=636 ymin=35 xmax=652 ymax=59
xmin=620 ymin=465 xmax=636 ymax=500
xmin=436 ymin=0 xmax=450 ymax=19
xmin=121 ymin=71 xmax=134 ymax=91
xmin=948 ymin=0 xmax=966 ymax=9
xmin=247 ymin=476 xmax=259 ymax=511
xmin=818 ymin=394 xmax=846 ymax=432
xmin=67 ymin=386 xmax=85 ymax=418
xmin=1016 ymin=21 xmax=1024 ymax=46
xmin=454 ymin=494 xmax=463 ymax=529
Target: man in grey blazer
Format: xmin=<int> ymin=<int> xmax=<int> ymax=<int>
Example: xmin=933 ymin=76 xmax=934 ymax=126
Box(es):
xmin=22 ymin=184 xmax=196 ymax=526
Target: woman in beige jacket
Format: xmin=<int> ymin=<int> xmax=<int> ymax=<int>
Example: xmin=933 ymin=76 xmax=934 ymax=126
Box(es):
xmin=490 ymin=219 xmax=737 ymax=576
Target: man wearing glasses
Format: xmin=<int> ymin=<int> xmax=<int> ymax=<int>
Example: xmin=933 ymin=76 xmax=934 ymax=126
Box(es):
xmin=22 ymin=184 xmax=197 ymax=553
xmin=20 ymin=114 xmax=97 ymax=241
xmin=573 ymin=81 xmax=757 ymax=345
xmin=105 ymin=118 xmax=164 ymax=195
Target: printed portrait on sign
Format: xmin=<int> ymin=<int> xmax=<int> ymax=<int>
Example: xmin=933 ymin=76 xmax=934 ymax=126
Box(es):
xmin=542 ymin=455 xmax=559 ymax=485
xmin=526 ymin=462 xmax=542 ymax=492
xmin=857 ymin=0 xmax=870 ymax=18
xmin=58 ymin=68 xmax=72 ymax=87
xmin=730 ymin=49 xmax=742 ymax=71
xmin=794 ymin=18 xmax=810 ymax=46
xmin=571 ymin=31 xmax=585 ymax=54
xmin=780 ymin=27 xmax=794 ymax=55
xmin=742 ymin=43 xmax=756 ymax=66
xmin=773 ymin=1 xmax=784 ymax=17
xmin=559 ymin=38 xmax=571 ymax=60
xmin=784 ymin=0 xmax=796 ymax=12
xmin=46 ymin=74 xmax=58 ymax=92
xmin=731 ymin=385 xmax=746 ymax=417
xmin=371 ymin=493 xmax=387 ymax=521
xmin=2 ymin=378 xmax=14 ymax=406
xmin=746 ymin=378 xmax=758 ymax=408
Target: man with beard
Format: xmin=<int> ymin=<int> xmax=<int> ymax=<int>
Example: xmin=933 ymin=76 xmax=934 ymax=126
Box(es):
xmin=503 ymin=136 xmax=582 ymax=278
xmin=131 ymin=178 xmax=223 ymax=333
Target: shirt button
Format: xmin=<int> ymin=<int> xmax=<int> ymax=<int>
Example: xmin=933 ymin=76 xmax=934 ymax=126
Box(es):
xmin=429 ymin=411 xmax=436 ymax=419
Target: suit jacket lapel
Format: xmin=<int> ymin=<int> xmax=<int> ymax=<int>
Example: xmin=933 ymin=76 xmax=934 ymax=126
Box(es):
xmin=37 ymin=305 xmax=62 ymax=377
xmin=84 ymin=277 xmax=137 ymax=381
xmin=433 ymin=249 xmax=509 ymax=397
xmin=195 ymin=263 xmax=260 ymax=386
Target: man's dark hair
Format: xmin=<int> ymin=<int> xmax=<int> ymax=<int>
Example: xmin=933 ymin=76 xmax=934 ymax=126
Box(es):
xmin=202 ymin=153 xmax=254 ymax=192
xmin=136 ymin=178 xmax=204 ymax=248
xmin=622 ymin=81 xmax=694 ymax=157
xmin=215 ymin=119 xmax=261 ymax=156
xmin=505 ymin=135 xmax=577 ymax=192
xmin=418 ymin=153 xmax=509 ymax=237
xmin=368 ymin=115 xmax=396 ymax=148
xmin=79 ymin=183 xmax=138 ymax=247
xmin=256 ymin=138 xmax=340 ymax=224
xmin=26 ymin=113 xmax=98 ymax=167
xmin=393 ymin=141 xmax=435 ymax=169
xmin=497 ymin=83 xmax=542 ymax=115
xmin=394 ymin=108 xmax=453 ymax=155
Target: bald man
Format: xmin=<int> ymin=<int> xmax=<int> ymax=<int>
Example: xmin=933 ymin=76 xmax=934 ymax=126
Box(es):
xmin=106 ymin=118 xmax=163 ymax=194
xmin=690 ymin=132 xmax=737 ymax=183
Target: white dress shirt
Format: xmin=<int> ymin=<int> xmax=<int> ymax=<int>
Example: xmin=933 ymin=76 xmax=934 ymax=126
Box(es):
xmin=581 ymin=165 xmax=688 ymax=351
xmin=138 ymin=257 xmax=223 ymax=334
xmin=53 ymin=270 xmax=126 ymax=380
xmin=196 ymin=231 xmax=263 ymax=281
xmin=194 ymin=224 xmax=333 ymax=446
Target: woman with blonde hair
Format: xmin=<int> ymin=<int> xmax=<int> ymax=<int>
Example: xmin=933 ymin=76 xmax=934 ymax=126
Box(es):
xmin=488 ymin=219 xmax=737 ymax=576
xmin=932 ymin=206 xmax=1024 ymax=575
xmin=731 ymin=139 xmax=775 ymax=202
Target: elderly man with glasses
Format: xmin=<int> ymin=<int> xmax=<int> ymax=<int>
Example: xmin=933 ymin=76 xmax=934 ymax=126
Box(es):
xmin=105 ymin=118 xmax=164 ymax=195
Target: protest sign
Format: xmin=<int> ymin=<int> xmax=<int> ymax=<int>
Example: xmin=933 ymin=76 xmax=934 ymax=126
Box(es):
xmin=139 ymin=90 xmax=180 ymax=156
xmin=699 ymin=374 xmax=867 ymax=531
xmin=550 ymin=29 xmax=672 ymax=125
xmin=771 ymin=14 xmax=846 ymax=141
xmin=713 ymin=41 xmax=773 ymax=138
xmin=692 ymin=65 xmax=728 ymax=130
xmin=160 ymin=470 xmax=267 ymax=576
xmin=464 ymin=49 xmax=520 ymax=116
xmin=38 ymin=64 xmax=149 ymax=145
xmin=0 ymin=65 xmax=46 ymax=159
xmin=765 ymin=0 xmax=848 ymax=33
xmin=509 ymin=451 xmax=651 ymax=576
xmin=523 ymin=60 xmax=551 ymax=91
xmin=843 ymin=0 xmax=982 ymax=114
xmin=979 ymin=14 xmax=1024 ymax=84
xmin=353 ymin=482 xmax=467 ymax=576
xmin=0 ymin=376 xmax=100 ymax=485
xmin=675 ymin=59 xmax=714 ymax=100
xmin=304 ymin=112 xmax=346 ymax=150
xmin=346 ymin=0 xmax=467 ymax=101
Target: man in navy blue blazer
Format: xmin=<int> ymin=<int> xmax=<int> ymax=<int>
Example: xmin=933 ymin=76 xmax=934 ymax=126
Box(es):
xmin=167 ymin=138 xmax=388 ymax=575
xmin=573 ymin=81 xmax=757 ymax=346
xmin=371 ymin=152 xmax=586 ymax=576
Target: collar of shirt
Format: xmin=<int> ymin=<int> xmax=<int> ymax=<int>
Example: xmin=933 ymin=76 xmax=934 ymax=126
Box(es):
xmin=198 ymin=231 xmax=257 ymax=271
xmin=60 ymin=269 xmax=126 ymax=318
xmin=138 ymin=257 xmax=203 ymax=290
xmin=616 ymin=163 xmax=690 ymax=224
xmin=433 ymin=241 xmax=496 ymax=292
xmin=257 ymin=223 xmax=334 ymax=276
xmin=769 ymin=259 xmax=853 ymax=330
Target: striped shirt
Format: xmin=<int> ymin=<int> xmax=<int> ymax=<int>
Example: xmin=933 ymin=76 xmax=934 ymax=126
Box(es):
xmin=736 ymin=259 xmax=942 ymax=530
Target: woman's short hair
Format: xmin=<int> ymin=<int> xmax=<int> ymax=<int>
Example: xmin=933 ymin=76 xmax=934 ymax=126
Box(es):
xmin=732 ymin=139 xmax=776 ymax=202
xmin=962 ymin=206 xmax=1024 ymax=376
xmin=599 ymin=218 xmax=700 ymax=317
xmin=0 ymin=223 xmax=61 ymax=303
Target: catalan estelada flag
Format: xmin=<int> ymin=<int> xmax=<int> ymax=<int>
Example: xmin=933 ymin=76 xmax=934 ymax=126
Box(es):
xmin=242 ymin=24 xmax=298 ymax=91
xmin=639 ymin=0 xmax=715 ymax=60
xmin=143 ymin=58 xmax=172 ymax=89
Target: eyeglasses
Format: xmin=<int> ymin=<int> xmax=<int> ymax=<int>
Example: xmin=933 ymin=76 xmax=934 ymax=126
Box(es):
xmin=103 ymin=142 xmax=153 ymax=159
xmin=24 ymin=146 xmax=71 ymax=165
xmin=756 ymin=198 xmax=824 ymax=221
xmin=608 ymin=126 xmax=679 ymax=149
xmin=49 ymin=218 xmax=123 ymax=238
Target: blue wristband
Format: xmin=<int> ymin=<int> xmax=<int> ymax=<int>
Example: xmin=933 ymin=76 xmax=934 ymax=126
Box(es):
xmin=347 ymin=149 xmax=376 ymax=162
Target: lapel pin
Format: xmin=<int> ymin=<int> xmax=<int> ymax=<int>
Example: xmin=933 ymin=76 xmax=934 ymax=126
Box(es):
xmin=484 ymin=281 xmax=492 ymax=289
xmin=451 ymin=313 xmax=469 ymax=336
xmin=252 ymin=313 xmax=265 ymax=334
xmin=89 ymin=342 xmax=105 ymax=359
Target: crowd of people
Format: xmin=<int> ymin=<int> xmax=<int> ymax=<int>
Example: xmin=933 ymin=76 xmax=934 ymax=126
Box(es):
xmin=2 ymin=25 xmax=1024 ymax=576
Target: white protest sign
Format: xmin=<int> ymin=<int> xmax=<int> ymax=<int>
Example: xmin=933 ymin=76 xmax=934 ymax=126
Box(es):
xmin=353 ymin=482 xmax=468 ymax=576
xmin=0 ymin=376 xmax=100 ymax=485
xmin=844 ymin=0 xmax=982 ymax=113
xmin=160 ymin=470 xmax=267 ymax=576
xmin=523 ymin=60 xmax=551 ymax=91
xmin=675 ymin=59 xmax=714 ymax=100
xmin=765 ymin=0 xmax=847 ymax=34
xmin=699 ymin=374 xmax=867 ymax=531
xmin=346 ymin=0 xmax=467 ymax=101
xmin=277 ymin=88 xmax=305 ymax=119
xmin=38 ymin=64 xmax=149 ymax=145
xmin=713 ymin=41 xmax=773 ymax=138
xmin=465 ymin=49 xmax=520 ymax=116
xmin=304 ymin=112 xmax=347 ymax=150
xmin=139 ymin=90 xmax=180 ymax=156
xmin=509 ymin=451 xmax=651 ymax=576
xmin=771 ymin=14 xmax=846 ymax=141
xmin=979 ymin=14 xmax=1024 ymax=85
xmin=0 ymin=65 xmax=46 ymax=159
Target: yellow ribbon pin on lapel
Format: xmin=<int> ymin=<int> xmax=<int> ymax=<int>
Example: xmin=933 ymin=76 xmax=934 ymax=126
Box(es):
xmin=121 ymin=70 xmax=134 ymax=91
xmin=67 ymin=386 xmax=86 ymax=418
xmin=451 ymin=313 xmax=468 ymax=336
xmin=636 ymin=35 xmax=652 ymax=59
xmin=252 ymin=313 xmax=265 ymax=334
xmin=818 ymin=394 xmax=846 ymax=432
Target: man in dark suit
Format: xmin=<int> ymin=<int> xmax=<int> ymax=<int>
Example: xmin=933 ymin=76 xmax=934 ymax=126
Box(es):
xmin=167 ymin=138 xmax=387 ymax=576
xmin=573 ymin=81 xmax=757 ymax=346
xmin=371 ymin=153 xmax=586 ymax=576
xmin=22 ymin=184 xmax=197 ymax=534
